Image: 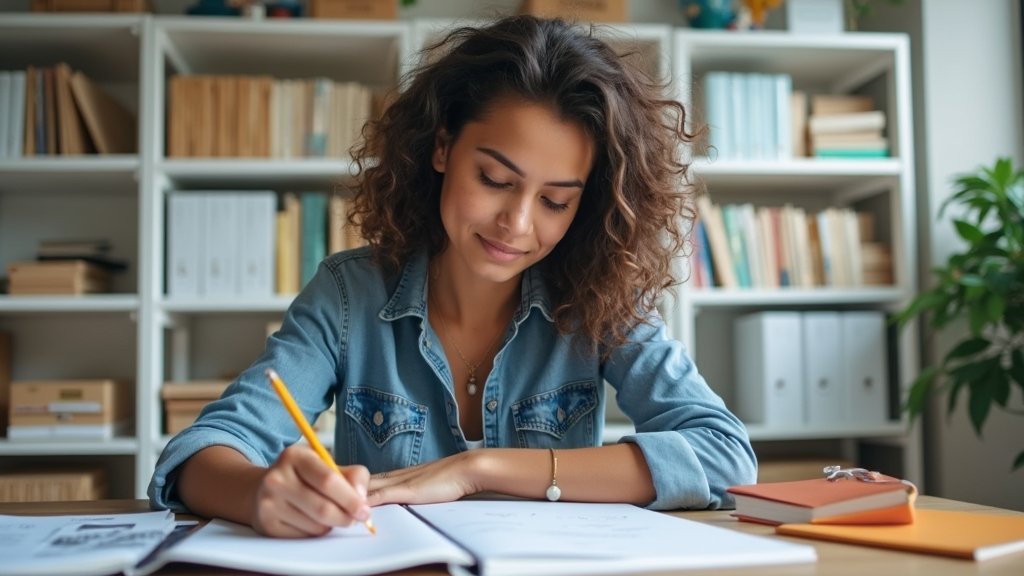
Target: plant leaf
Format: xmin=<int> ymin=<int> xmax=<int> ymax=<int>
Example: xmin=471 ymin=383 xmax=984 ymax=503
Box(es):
xmin=1012 ymin=349 xmax=1024 ymax=391
xmin=954 ymin=219 xmax=985 ymax=243
xmin=986 ymin=294 xmax=1006 ymax=323
xmin=990 ymin=369 xmax=1010 ymax=407
xmin=895 ymin=291 xmax=945 ymax=328
xmin=1014 ymin=450 xmax=1024 ymax=471
xmin=942 ymin=337 xmax=990 ymax=363
xmin=947 ymin=359 xmax=994 ymax=414
xmin=967 ymin=379 xmax=992 ymax=436
xmin=903 ymin=366 xmax=938 ymax=421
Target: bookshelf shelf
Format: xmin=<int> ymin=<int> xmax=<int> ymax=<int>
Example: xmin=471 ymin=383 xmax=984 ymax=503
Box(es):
xmin=161 ymin=296 xmax=294 ymax=313
xmin=686 ymin=286 xmax=906 ymax=308
xmin=0 ymin=295 xmax=139 ymax=314
xmin=744 ymin=423 xmax=907 ymax=442
xmin=0 ymin=438 xmax=139 ymax=456
xmin=0 ymin=157 xmax=140 ymax=194
xmin=158 ymin=158 xmax=357 ymax=188
xmin=692 ymin=158 xmax=901 ymax=192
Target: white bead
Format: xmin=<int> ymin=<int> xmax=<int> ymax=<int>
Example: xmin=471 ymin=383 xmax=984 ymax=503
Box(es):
xmin=546 ymin=484 xmax=561 ymax=502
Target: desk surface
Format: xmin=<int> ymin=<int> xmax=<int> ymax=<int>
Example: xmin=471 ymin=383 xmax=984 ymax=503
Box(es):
xmin=1 ymin=496 xmax=1022 ymax=575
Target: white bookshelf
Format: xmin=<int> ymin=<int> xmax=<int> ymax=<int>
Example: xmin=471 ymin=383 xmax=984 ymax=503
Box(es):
xmin=0 ymin=13 xmax=922 ymax=497
xmin=676 ymin=29 xmax=921 ymax=484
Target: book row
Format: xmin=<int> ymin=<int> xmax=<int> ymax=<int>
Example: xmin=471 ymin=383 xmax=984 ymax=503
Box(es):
xmin=0 ymin=65 xmax=136 ymax=158
xmin=693 ymin=196 xmax=893 ymax=290
xmin=702 ymin=72 xmax=889 ymax=161
xmin=734 ymin=311 xmax=891 ymax=429
xmin=166 ymin=75 xmax=377 ymax=159
xmin=166 ymin=190 xmax=366 ymax=298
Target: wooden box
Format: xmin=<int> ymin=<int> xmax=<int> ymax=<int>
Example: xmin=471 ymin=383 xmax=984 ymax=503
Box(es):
xmin=31 ymin=0 xmax=150 ymax=12
xmin=7 ymin=260 xmax=112 ymax=296
xmin=0 ymin=468 xmax=107 ymax=502
xmin=520 ymin=0 xmax=627 ymax=22
xmin=162 ymin=380 xmax=231 ymax=435
xmin=309 ymin=0 xmax=397 ymax=20
xmin=8 ymin=379 xmax=130 ymax=439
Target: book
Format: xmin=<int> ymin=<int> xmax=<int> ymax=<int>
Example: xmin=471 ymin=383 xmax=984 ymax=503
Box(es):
xmin=808 ymin=110 xmax=886 ymax=135
xmin=69 ymin=70 xmax=136 ymax=154
xmin=3 ymin=502 xmax=817 ymax=576
xmin=777 ymin=509 xmax=1024 ymax=561
xmin=727 ymin=476 xmax=916 ymax=526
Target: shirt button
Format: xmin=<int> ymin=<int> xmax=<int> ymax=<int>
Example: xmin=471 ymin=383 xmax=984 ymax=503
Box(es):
xmin=486 ymin=400 xmax=497 ymax=411
xmin=373 ymin=410 xmax=384 ymax=426
xmin=556 ymin=407 xmax=566 ymax=422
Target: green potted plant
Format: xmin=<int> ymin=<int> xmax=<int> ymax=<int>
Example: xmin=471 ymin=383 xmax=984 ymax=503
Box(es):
xmin=896 ymin=157 xmax=1024 ymax=470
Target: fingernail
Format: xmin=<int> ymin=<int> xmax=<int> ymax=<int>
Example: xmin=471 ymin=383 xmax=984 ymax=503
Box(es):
xmin=354 ymin=506 xmax=370 ymax=521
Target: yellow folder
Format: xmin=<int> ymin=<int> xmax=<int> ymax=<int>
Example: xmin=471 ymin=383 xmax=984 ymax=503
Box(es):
xmin=777 ymin=509 xmax=1024 ymax=561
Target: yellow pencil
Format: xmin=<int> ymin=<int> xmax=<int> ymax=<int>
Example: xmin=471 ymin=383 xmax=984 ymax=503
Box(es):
xmin=265 ymin=368 xmax=376 ymax=535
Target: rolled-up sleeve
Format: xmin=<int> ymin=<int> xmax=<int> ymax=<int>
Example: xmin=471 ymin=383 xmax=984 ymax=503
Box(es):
xmin=149 ymin=263 xmax=345 ymax=512
xmin=606 ymin=317 xmax=757 ymax=510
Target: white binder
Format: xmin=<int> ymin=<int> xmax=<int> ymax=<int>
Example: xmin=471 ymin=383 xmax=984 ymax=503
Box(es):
xmin=802 ymin=312 xmax=844 ymax=425
xmin=734 ymin=312 xmax=804 ymax=427
xmin=841 ymin=311 xmax=889 ymax=424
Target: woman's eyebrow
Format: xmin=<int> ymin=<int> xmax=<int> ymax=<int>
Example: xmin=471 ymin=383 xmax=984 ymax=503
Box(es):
xmin=477 ymin=147 xmax=585 ymax=189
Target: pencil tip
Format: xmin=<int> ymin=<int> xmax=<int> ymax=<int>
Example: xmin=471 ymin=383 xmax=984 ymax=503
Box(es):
xmin=366 ymin=519 xmax=377 ymax=535
xmin=265 ymin=367 xmax=278 ymax=380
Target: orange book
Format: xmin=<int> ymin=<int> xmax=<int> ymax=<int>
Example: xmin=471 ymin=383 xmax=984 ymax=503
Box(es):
xmin=727 ymin=475 xmax=916 ymax=526
xmin=777 ymin=509 xmax=1024 ymax=561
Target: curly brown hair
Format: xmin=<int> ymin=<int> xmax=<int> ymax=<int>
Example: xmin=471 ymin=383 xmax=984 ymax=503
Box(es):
xmin=350 ymin=15 xmax=694 ymax=355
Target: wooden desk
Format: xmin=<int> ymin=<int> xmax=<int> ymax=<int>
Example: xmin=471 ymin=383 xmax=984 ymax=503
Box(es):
xmin=2 ymin=496 xmax=1022 ymax=575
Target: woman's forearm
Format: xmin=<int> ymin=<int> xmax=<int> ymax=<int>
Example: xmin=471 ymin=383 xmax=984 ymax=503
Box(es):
xmin=177 ymin=445 xmax=265 ymax=525
xmin=474 ymin=444 xmax=656 ymax=505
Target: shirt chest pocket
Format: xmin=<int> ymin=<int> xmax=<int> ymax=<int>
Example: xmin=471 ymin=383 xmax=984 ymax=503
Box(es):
xmin=510 ymin=380 xmax=599 ymax=449
xmin=344 ymin=387 xmax=427 ymax=471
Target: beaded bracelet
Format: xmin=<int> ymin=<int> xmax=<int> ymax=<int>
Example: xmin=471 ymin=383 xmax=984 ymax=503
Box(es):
xmin=545 ymin=448 xmax=561 ymax=501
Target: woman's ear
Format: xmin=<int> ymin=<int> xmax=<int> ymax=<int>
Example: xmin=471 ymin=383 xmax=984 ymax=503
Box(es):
xmin=432 ymin=130 xmax=450 ymax=173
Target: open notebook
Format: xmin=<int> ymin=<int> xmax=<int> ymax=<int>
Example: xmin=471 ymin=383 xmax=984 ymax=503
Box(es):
xmin=5 ymin=501 xmax=816 ymax=576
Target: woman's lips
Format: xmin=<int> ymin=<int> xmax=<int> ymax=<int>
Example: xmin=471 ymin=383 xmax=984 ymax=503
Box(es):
xmin=478 ymin=235 xmax=526 ymax=262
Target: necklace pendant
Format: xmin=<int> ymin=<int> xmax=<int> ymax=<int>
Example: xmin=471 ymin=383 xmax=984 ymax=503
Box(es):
xmin=467 ymin=375 xmax=478 ymax=395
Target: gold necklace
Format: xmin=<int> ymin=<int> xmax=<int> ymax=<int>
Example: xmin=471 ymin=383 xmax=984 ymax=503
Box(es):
xmin=430 ymin=294 xmax=506 ymax=396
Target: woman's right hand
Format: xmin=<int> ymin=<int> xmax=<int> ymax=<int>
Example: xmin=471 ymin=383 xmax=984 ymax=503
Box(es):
xmin=251 ymin=444 xmax=372 ymax=538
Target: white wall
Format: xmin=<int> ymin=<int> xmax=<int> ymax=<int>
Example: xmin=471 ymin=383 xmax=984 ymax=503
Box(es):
xmin=919 ymin=0 xmax=1024 ymax=511
xmin=868 ymin=0 xmax=1024 ymax=510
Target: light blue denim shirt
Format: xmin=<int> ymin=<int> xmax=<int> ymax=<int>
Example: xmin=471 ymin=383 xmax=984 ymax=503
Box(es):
xmin=149 ymin=247 xmax=756 ymax=512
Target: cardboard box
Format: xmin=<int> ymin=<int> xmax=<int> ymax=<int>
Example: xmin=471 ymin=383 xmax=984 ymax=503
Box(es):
xmin=162 ymin=380 xmax=230 ymax=434
xmin=31 ymin=0 xmax=150 ymax=12
xmin=7 ymin=260 xmax=112 ymax=296
xmin=0 ymin=468 xmax=107 ymax=502
xmin=309 ymin=0 xmax=397 ymax=20
xmin=8 ymin=380 xmax=130 ymax=439
xmin=520 ymin=0 xmax=627 ymax=22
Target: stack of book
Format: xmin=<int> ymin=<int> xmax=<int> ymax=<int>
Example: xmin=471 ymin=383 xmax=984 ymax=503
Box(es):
xmin=166 ymin=75 xmax=376 ymax=159
xmin=0 ymin=62 xmax=136 ymax=158
xmin=807 ymin=95 xmax=888 ymax=158
xmin=6 ymin=260 xmax=112 ymax=295
xmin=692 ymin=196 xmax=893 ymax=290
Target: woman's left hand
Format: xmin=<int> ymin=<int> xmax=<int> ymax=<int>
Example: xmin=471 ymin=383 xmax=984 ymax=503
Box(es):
xmin=367 ymin=450 xmax=484 ymax=505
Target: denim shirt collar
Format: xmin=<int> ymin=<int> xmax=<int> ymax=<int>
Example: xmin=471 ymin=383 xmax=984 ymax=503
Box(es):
xmin=378 ymin=250 xmax=555 ymax=325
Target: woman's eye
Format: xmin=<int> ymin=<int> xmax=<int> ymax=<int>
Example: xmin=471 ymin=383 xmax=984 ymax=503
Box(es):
xmin=542 ymin=197 xmax=570 ymax=212
xmin=478 ymin=170 xmax=511 ymax=189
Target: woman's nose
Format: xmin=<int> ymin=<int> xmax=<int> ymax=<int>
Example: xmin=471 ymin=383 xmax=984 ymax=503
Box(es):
xmin=498 ymin=194 xmax=532 ymax=235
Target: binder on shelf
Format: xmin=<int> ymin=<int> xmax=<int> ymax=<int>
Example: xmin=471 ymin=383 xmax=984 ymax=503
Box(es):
xmin=240 ymin=192 xmax=278 ymax=297
xmin=166 ymin=192 xmax=204 ymax=298
xmin=841 ymin=312 xmax=889 ymax=424
xmin=734 ymin=312 xmax=804 ymax=427
xmin=300 ymin=191 xmax=327 ymax=288
xmin=802 ymin=312 xmax=844 ymax=425
xmin=203 ymin=193 xmax=241 ymax=297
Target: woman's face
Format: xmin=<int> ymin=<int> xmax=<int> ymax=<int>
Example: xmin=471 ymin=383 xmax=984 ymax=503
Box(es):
xmin=433 ymin=99 xmax=594 ymax=285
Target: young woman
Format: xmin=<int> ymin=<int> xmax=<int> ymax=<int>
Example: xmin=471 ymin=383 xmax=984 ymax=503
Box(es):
xmin=149 ymin=15 xmax=756 ymax=538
